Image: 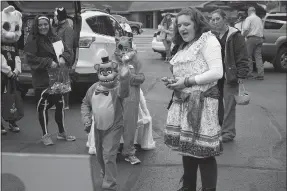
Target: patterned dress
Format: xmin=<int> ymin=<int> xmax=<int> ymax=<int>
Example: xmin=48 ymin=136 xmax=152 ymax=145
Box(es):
xmin=164 ymin=31 xmax=223 ymax=158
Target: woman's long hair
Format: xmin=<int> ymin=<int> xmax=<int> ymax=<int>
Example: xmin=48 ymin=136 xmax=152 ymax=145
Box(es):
xmin=172 ymin=7 xmax=211 ymax=46
xmin=31 ymin=15 xmax=55 ymax=40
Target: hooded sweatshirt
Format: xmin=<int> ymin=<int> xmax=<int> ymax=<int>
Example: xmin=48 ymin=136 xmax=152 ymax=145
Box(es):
xmin=24 ymin=15 xmax=73 ymax=89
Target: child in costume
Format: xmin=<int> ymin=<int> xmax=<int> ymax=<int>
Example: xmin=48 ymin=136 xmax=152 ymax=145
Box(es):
xmin=113 ymin=36 xmax=145 ymax=164
xmin=1 ymin=5 xmax=22 ymax=134
xmin=87 ymin=88 xmax=156 ymax=155
xmin=81 ymin=49 xmax=130 ymax=191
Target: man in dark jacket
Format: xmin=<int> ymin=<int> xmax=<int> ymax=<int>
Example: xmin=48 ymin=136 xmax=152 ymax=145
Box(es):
xmin=211 ymin=9 xmax=249 ymax=143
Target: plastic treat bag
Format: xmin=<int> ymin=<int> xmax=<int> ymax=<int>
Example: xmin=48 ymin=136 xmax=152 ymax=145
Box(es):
xmin=47 ymin=66 xmax=71 ymax=94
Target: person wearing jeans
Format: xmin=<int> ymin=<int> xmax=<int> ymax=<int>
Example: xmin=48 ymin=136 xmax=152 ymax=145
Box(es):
xmin=24 ymin=15 xmax=75 ymax=145
xmin=242 ymin=7 xmax=264 ymax=80
xmin=210 ymin=9 xmax=249 ymax=143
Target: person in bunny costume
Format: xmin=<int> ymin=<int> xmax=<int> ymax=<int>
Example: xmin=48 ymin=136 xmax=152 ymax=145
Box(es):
xmin=1 ymin=5 xmax=22 ymax=135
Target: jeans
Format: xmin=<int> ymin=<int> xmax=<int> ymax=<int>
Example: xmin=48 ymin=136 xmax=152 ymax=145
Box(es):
xmin=221 ymin=82 xmax=239 ymax=140
xmin=246 ymin=36 xmax=264 ymax=77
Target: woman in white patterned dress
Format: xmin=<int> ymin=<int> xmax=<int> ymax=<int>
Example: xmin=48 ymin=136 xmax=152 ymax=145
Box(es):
xmin=163 ymin=8 xmax=223 ymax=191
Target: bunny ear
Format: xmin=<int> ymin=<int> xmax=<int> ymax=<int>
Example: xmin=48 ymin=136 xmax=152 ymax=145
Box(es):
xmin=3 ymin=5 xmax=15 ymax=13
xmin=94 ymin=64 xmax=100 ymax=73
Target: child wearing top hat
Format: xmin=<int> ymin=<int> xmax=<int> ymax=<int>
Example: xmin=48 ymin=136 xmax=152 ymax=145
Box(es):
xmin=81 ymin=49 xmax=130 ymax=191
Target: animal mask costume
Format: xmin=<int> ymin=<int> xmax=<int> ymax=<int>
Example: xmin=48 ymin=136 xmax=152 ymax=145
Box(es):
xmin=94 ymin=49 xmax=121 ymax=89
xmin=81 ymin=49 xmax=130 ymax=190
xmin=1 ymin=5 xmax=22 ymax=77
xmin=113 ymin=36 xmax=146 ymax=159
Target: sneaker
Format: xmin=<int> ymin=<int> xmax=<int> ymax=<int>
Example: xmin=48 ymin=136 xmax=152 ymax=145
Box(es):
xmin=57 ymin=132 xmax=76 ymax=141
xmin=42 ymin=134 xmax=54 ymax=146
xmin=8 ymin=123 xmax=20 ymax=133
xmin=88 ymin=147 xmax=97 ymax=155
xmin=1 ymin=129 xmax=7 ymax=135
xmin=125 ymin=155 xmax=141 ymax=165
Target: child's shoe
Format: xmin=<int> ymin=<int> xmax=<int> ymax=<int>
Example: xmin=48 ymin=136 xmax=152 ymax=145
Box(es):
xmin=8 ymin=122 xmax=20 ymax=133
xmin=125 ymin=155 xmax=141 ymax=165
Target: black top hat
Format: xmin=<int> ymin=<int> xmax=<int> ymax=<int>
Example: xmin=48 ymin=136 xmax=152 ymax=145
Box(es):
xmin=101 ymin=56 xmax=110 ymax=64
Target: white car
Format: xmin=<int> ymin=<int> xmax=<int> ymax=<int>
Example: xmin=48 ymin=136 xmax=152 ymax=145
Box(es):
xmin=15 ymin=5 xmax=134 ymax=97
xmin=75 ymin=9 xmax=135 ymax=85
xmin=152 ymin=31 xmax=175 ymax=58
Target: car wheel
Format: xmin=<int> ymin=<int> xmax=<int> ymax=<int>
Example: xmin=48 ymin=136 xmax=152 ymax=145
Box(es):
xmin=132 ymin=27 xmax=139 ymax=35
xmin=161 ymin=53 xmax=166 ymax=60
xmin=274 ymin=46 xmax=287 ymax=73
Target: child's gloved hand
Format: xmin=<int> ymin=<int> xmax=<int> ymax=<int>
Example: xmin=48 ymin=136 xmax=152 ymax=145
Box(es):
xmin=119 ymin=61 xmax=130 ymax=80
xmin=84 ymin=126 xmax=91 ymax=134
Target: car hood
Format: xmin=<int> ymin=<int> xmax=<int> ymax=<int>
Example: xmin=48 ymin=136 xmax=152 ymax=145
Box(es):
xmin=8 ymin=1 xmax=81 ymax=15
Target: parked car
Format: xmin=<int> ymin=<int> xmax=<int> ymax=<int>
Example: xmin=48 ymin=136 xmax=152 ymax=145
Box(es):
xmin=9 ymin=2 xmax=129 ymax=98
xmin=262 ymin=12 xmax=287 ymax=72
xmin=8 ymin=1 xmax=82 ymax=97
xmin=112 ymin=14 xmax=143 ymax=35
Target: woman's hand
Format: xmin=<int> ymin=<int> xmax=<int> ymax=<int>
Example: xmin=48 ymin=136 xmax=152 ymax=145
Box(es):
xmin=166 ymin=77 xmax=186 ymax=90
xmin=50 ymin=61 xmax=58 ymax=68
xmin=59 ymin=57 xmax=66 ymax=67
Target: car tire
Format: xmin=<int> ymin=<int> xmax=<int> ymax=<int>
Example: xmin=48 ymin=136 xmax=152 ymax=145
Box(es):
xmin=161 ymin=53 xmax=166 ymax=59
xmin=274 ymin=46 xmax=287 ymax=73
xmin=132 ymin=27 xmax=139 ymax=35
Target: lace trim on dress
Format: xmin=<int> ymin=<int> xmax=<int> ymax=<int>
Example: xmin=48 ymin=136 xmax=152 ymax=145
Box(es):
xmin=170 ymin=31 xmax=214 ymax=66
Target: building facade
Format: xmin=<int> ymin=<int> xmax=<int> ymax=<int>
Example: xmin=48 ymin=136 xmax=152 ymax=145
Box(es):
xmin=83 ymin=1 xmax=272 ymax=29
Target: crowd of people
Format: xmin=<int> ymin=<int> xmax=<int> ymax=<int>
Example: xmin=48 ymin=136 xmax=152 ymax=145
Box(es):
xmin=1 ymin=4 xmax=265 ymax=191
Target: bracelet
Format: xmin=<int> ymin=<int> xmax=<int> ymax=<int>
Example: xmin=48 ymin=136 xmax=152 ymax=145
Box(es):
xmin=184 ymin=77 xmax=190 ymax=87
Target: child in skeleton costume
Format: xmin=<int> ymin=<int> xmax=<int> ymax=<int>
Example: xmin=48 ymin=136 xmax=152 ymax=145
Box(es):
xmin=81 ymin=49 xmax=130 ymax=191
xmin=1 ymin=6 xmax=22 ymax=134
xmin=113 ymin=36 xmax=146 ymax=164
